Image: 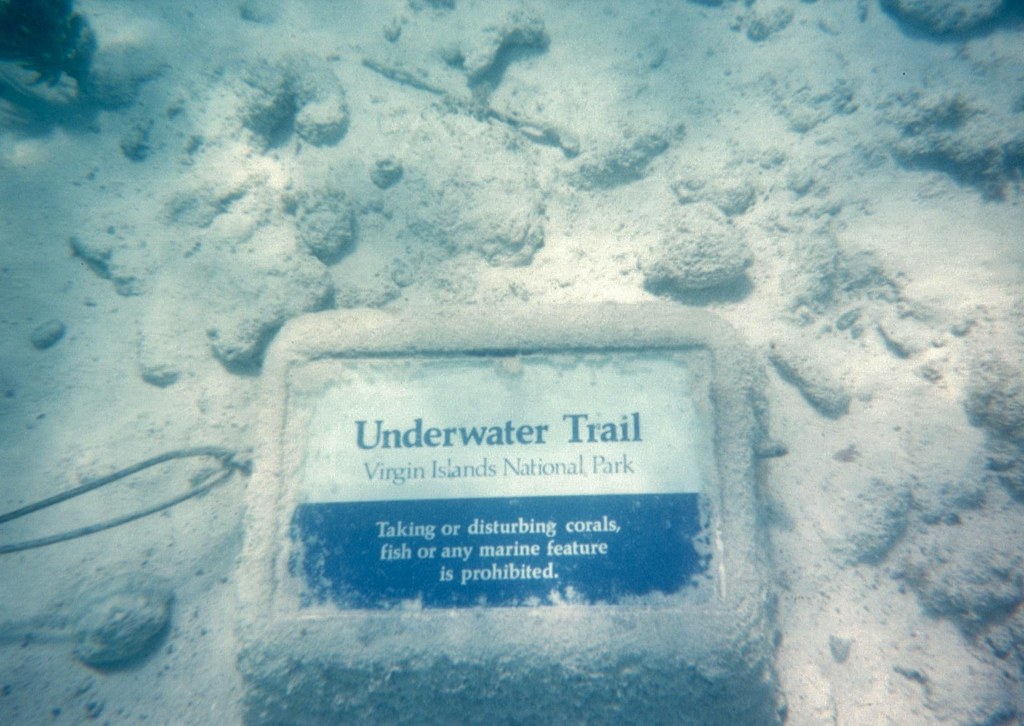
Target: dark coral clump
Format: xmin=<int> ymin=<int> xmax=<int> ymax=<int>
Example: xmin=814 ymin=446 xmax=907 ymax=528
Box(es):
xmin=0 ymin=0 xmax=96 ymax=86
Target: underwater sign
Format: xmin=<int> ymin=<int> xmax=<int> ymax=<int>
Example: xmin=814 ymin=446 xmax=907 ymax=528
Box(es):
xmin=290 ymin=352 xmax=714 ymax=608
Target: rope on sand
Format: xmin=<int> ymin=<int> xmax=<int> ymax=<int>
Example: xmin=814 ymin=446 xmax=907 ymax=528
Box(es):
xmin=0 ymin=447 xmax=251 ymax=555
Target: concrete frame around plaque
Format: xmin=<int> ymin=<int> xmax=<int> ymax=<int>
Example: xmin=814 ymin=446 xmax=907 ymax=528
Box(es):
xmin=237 ymin=304 xmax=780 ymax=725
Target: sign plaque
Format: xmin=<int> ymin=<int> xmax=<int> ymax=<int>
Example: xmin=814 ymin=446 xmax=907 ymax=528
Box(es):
xmin=290 ymin=352 xmax=714 ymax=609
xmin=237 ymin=305 xmax=780 ymax=725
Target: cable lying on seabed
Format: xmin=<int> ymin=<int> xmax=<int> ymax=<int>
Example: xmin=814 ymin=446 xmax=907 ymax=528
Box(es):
xmin=361 ymin=57 xmax=580 ymax=158
xmin=0 ymin=446 xmax=251 ymax=555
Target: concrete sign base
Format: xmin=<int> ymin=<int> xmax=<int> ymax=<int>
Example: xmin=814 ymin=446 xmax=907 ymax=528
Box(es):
xmin=237 ymin=304 xmax=780 ymax=725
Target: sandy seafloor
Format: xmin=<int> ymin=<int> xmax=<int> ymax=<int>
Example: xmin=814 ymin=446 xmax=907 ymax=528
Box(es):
xmin=1 ymin=0 xmax=1023 ymax=723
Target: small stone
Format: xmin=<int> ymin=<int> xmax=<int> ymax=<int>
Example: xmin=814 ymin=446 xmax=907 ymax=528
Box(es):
xmin=84 ymin=700 xmax=105 ymax=719
xmin=30 ymin=319 xmax=66 ymax=350
xmin=68 ymin=235 xmax=142 ymax=295
xmin=880 ymin=0 xmax=1006 ymax=34
xmin=239 ymin=58 xmax=349 ymax=149
xmin=894 ymin=505 xmax=1024 ymax=631
xmin=371 ymin=157 xmax=404 ymax=189
xmin=462 ymin=10 xmax=549 ymax=84
xmin=884 ymin=90 xmax=1017 ymax=199
xmin=291 ymin=187 xmax=355 ymax=264
xmin=576 ymin=128 xmax=678 ymax=189
xmin=950 ymin=318 xmax=975 ymax=337
xmin=72 ymin=574 xmax=173 ymax=668
xmin=965 ymin=353 xmax=1024 ymax=444
xmin=139 ymin=362 xmax=180 ymax=388
xmin=389 ymin=259 xmax=414 ymax=288
xmin=120 ymin=120 xmax=153 ymax=162
xmin=786 ymin=169 xmax=816 ymax=196
xmin=295 ymin=97 xmax=349 ymax=147
xmin=756 ymin=440 xmax=788 ymax=459
xmin=670 ymin=177 xmax=704 ymax=205
xmin=707 ymin=179 xmax=756 ymax=216
xmin=835 ymin=308 xmax=861 ymax=332
xmin=640 ymin=203 xmax=752 ymax=296
xmin=555 ymin=129 xmax=580 ymax=158
xmin=383 ymin=17 xmax=402 ymax=42
xmin=239 ymin=0 xmax=278 ymax=23
xmin=916 ymin=363 xmax=943 ymax=383
xmin=768 ymin=341 xmax=851 ymax=419
xmin=767 ymin=74 xmax=858 ymax=132
xmin=829 ymin=635 xmax=851 ymax=663
xmin=746 ymin=2 xmax=794 ymax=41
xmin=875 ymin=314 xmax=933 ymax=358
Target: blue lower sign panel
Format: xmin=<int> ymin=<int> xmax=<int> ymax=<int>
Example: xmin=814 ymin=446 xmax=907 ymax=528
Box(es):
xmin=291 ymin=493 xmax=708 ymax=608
xmin=288 ymin=352 xmax=717 ymax=610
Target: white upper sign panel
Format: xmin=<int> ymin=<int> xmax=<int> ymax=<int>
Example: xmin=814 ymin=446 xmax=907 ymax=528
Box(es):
xmin=298 ymin=352 xmax=714 ymax=503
